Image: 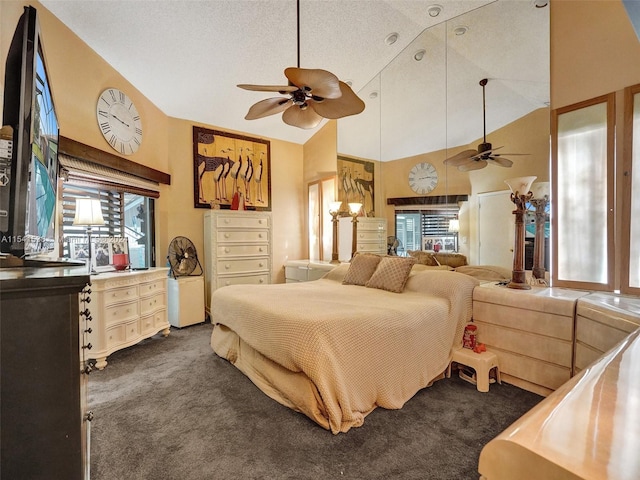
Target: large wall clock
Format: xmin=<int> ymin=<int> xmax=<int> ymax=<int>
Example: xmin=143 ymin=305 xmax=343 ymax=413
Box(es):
xmin=96 ymin=88 xmax=143 ymax=155
xmin=408 ymin=162 xmax=438 ymax=195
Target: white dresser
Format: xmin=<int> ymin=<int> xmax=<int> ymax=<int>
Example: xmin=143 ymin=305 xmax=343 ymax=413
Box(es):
xmin=86 ymin=268 xmax=170 ymax=369
xmin=204 ymin=210 xmax=272 ymax=313
xmin=338 ymin=216 xmax=387 ymax=262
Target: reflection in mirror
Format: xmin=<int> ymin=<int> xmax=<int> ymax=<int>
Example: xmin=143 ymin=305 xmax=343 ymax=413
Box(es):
xmin=336 ymin=1 xmax=549 ymax=269
xmin=337 ymin=75 xmax=381 ymax=162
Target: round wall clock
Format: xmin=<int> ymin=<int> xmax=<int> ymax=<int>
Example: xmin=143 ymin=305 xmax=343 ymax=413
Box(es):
xmin=96 ymin=88 xmax=143 ymax=155
xmin=408 ymin=162 xmax=438 ymax=195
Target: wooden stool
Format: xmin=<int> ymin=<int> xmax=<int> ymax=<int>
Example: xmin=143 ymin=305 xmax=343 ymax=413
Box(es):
xmin=449 ymin=347 xmax=501 ymax=392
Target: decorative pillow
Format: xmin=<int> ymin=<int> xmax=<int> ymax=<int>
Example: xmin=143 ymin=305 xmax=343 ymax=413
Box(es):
xmin=365 ymin=256 xmax=416 ymax=293
xmin=407 ymin=250 xmax=440 ymax=266
xmin=342 ymin=253 xmax=382 ymax=286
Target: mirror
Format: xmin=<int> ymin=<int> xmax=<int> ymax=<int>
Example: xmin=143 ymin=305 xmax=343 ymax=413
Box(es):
xmin=337 ymin=1 xmax=550 ymax=269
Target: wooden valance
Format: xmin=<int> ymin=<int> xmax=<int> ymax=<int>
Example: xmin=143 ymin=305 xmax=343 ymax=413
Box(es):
xmin=386 ymin=195 xmax=468 ymax=206
xmin=59 ymin=136 xmax=171 ymax=185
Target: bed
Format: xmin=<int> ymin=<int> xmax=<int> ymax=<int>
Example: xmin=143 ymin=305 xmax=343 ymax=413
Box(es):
xmin=210 ymin=257 xmax=479 ymax=434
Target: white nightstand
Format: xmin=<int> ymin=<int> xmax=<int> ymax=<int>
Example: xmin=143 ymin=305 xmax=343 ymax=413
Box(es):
xmin=284 ymin=260 xmax=338 ymax=283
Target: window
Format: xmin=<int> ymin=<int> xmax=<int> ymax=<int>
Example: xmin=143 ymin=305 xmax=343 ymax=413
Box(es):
xmin=622 ymin=84 xmax=640 ymax=295
xmin=61 ymin=185 xmax=155 ymax=268
xmin=308 ymin=176 xmax=337 ymax=261
xmin=552 ymin=94 xmax=615 ymax=290
xmin=395 ymin=208 xmax=458 ymax=255
xmin=59 ymin=154 xmax=159 ymax=268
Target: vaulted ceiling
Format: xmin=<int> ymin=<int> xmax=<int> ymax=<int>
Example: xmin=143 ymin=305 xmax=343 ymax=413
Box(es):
xmin=41 ymin=0 xmax=550 ymax=160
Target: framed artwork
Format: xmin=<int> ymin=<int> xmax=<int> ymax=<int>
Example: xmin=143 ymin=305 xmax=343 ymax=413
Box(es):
xmin=193 ymin=126 xmax=271 ymax=211
xmin=423 ymin=235 xmax=457 ymax=253
xmin=88 ymin=237 xmax=130 ymax=272
xmin=68 ymin=238 xmax=90 ymax=261
xmin=337 ymin=155 xmax=375 ymax=217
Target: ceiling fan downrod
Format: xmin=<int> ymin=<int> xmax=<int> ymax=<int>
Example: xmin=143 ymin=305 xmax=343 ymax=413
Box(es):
xmin=478 ymin=78 xmax=491 ymax=154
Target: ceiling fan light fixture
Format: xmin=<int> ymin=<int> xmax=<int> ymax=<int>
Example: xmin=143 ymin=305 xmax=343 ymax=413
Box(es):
xmin=427 ymin=5 xmax=443 ymax=17
xmin=385 ymin=32 xmax=399 ymax=45
xmin=414 ymin=49 xmax=426 ymax=61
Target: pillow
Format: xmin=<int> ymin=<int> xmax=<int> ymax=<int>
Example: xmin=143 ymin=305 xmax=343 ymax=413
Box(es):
xmin=411 ymin=263 xmax=454 ymax=272
xmin=433 ymin=252 xmax=468 ymax=268
xmin=407 ymin=250 xmax=440 ymax=266
xmin=365 ymin=256 xmax=416 ymax=293
xmin=342 ymin=253 xmax=382 ymax=286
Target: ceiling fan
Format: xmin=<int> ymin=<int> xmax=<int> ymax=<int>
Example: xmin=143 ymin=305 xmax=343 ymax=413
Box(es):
xmin=444 ymin=78 xmax=529 ymax=171
xmin=237 ymin=0 xmax=365 ymax=129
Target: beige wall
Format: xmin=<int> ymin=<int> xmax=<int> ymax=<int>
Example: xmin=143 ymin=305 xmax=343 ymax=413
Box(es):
xmin=1 ymin=1 xmax=306 ymax=282
xmin=551 ymin=0 xmax=640 ymax=109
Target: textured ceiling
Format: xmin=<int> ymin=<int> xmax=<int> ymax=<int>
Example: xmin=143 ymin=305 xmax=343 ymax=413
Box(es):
xmin=40 ymin=0 xmax=550 ymax=160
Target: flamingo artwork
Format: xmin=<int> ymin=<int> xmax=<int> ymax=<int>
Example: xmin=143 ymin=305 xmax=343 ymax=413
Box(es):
xmin=254 ymin=152 xmax=264 ymax=203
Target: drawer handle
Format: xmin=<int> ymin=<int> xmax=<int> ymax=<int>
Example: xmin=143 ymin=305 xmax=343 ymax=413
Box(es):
xmin=224 ymin=247 xmax=230 ymax=253
xmin=259 ymin=219 xmax=264 ymax=224
xmin=259 ymin=279 xmax=264 ymax=283
xmin=224 ymin=233 xmax=230 ymax=239
xmin=258 ymin=233 xmax=263 ymax=238
xmin=259 ymin=262 xmax=264 ymax=267
xmin=259 ymin=247 xmax=264 ymax=252
xmin=224 ymin=219 xmax=230 ymax=224
xmin=225 ymin=264 xmax=230 ymax=270
xmin=225 ymin=281 xmax=231 ymax=286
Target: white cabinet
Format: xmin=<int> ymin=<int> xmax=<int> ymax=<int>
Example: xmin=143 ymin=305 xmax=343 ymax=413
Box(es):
xmin=87 ymin=268 xmax=170 ymax=369
xmin=204 ymin=210 xmax=272 ymax=313
xmin=284 ymin=260 xmax=338 ymax=283
xmin=338 ymin=216 xmax=387 ymax=261
xmin=168 ymin=276 xmax=206 ymax=328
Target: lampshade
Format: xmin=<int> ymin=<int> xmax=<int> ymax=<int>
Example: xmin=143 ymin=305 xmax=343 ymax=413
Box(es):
xmin=448 ymin=219 xmax=460 ymax=233
xmin=348 ymin=203 xmax=362 ymax=215
xmin=73 ymin=198 xmax=105 ymax=226
xmin=329 ymin=201 xmax=343 ymax=213
xmin=504 ymin=176 xmax=537 ymax=196
xmin=530 ymin=181 xmax=550 ymax=200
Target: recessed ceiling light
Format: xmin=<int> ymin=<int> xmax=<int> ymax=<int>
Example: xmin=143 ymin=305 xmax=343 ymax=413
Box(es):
xmin=427 ymin=5 xmax=443 ymax=17
xmin=414 ymin=49 xmax=426 ymax=61
xmin=385 ymin=32 xmax=399 ymax=45
xmin=453 ymin=25 xmax=469 ymax=36
xmin=369 ymin=91 xmax=379 ymax=99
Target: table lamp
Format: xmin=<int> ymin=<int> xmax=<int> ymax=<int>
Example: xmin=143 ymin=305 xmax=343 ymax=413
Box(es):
xmin=73 ymin=198 xmax=105 ymax=274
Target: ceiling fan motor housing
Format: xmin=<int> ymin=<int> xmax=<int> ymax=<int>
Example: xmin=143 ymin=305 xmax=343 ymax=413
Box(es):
xmin=478 ymin=142 xmax=492 ymax=154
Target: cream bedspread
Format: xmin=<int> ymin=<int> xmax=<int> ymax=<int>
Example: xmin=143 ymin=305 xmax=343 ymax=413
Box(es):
xmin=210 ymin=265 xmax=479 ymax=433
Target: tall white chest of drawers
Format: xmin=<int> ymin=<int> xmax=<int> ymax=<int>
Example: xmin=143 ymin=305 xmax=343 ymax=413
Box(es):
xmin=204 ymin=210 xmax=272 ymax=313
xmin=338 ymin=216 xmax=387 ymax=261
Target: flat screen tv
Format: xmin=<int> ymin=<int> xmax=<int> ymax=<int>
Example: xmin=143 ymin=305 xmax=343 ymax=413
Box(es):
xmin=1 ymin=6 xmax=59 ymax=258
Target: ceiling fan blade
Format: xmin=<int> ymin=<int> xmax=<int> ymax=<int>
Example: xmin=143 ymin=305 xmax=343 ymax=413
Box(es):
xmin=284 ymin=67 xmax=341 ymax=99
xmin=494 ymin=153 xmax=531 ymax=156
xmin=458 ymin=160 xmax=488 ymax=172
xmin=282 ymin=105 xmax=323 ymax=129
xmin=444 ymin=149 xmax=478 ymax=166
xmin=237 ymin=84 xmax=298 ymax=93
xmin=245 ymin=97 xmax=293 ymax=120
xmin=489 ymin=157 xmax=514 ymax=167
xmin=309 ymin=82 xmax=365 ymax=119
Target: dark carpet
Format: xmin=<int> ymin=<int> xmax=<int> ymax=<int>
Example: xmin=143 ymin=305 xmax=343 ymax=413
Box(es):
xmin=88 ymin=322 xmax=541 ymax=480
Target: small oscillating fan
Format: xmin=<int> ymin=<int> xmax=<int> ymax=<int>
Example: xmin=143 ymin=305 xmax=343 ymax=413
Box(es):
xmin=167 ymin=236 xmax=203 ymax=279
